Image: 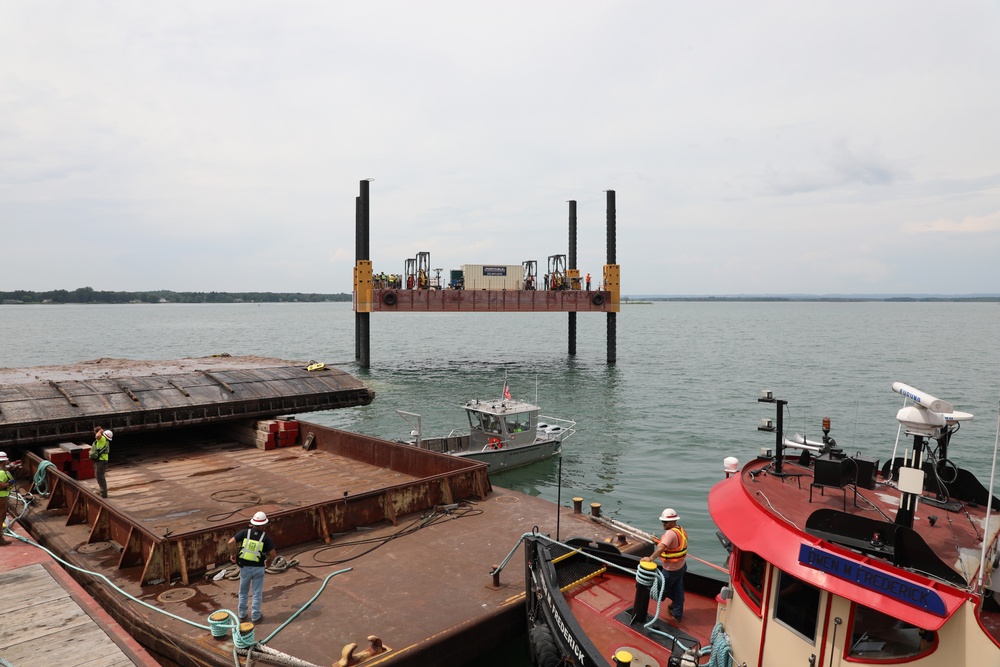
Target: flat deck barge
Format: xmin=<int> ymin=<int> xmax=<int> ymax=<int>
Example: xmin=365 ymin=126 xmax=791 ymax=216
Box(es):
xmin=1 ymin=358 xmax=634 ymax=667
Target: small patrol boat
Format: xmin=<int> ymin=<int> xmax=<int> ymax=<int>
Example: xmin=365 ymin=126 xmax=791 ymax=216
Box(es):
xmin=399 ymin=395 xmax=575 ymax=473
xmin=520 ymin=382 xmax=1000 ymax=667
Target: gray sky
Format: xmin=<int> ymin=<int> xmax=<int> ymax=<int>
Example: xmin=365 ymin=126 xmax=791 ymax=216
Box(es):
xmin=3 ymin=2 xmax=999 ymax=295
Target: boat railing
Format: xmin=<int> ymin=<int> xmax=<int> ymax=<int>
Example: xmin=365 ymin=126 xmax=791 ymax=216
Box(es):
xmin=537 ymin=415 xmax=576 ymax=442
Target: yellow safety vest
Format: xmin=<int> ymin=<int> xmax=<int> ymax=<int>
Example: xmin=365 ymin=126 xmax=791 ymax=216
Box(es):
xmin=92 ymin=435 xmax=110 ymax=462
xmin=239 ymin=530 xmax=267 ymax=563
xmin=0 ymin=470 xmax=12 ymax=498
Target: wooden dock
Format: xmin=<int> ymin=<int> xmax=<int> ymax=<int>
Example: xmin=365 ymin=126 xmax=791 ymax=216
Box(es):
xmin=0 ymin=525 xmax=160 ymax=667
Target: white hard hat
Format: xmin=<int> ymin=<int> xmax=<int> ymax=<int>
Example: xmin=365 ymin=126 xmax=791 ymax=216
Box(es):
xmin=0 ymin=451 xmax=7 ymax=462
xmin=103 ymin=429 xmax=114 ymax=441
xmin=250 ymin=511 xmax=269 ymax=526
xmin=659 ymin=508 xmax=679 ymax=522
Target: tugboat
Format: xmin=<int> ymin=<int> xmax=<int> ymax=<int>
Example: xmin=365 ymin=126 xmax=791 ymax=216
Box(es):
xmin=523 ymin=382 xmax=1000 ymax=666
xmin=399 ymin=396 xmax=575 ymax=473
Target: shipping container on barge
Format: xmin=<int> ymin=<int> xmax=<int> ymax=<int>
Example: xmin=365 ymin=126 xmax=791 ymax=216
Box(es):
xmin=0 ymin=357 xmax=640 ymax=667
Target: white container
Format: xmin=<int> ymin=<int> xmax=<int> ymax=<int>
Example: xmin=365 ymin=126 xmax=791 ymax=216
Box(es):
xmin=461 ymin=264 xmax=524 ymax=290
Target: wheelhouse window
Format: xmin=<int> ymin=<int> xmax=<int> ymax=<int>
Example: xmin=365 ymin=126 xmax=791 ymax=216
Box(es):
xmin=469 ymin=412 xmax=504 ymax=435
xmin=774 ymin=569 xmax=821 ymax=642
xmin=846 ymin=605 xmax=935 ymax=661
xmin=503 ymin=412 xmax=530 ymax=433
xmin=735 ymin=549 xmax=766 ymax=614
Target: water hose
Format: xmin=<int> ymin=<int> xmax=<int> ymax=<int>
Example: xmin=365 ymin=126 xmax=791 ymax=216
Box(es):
xmin=32 ymin=460 xmax=56 ymax=497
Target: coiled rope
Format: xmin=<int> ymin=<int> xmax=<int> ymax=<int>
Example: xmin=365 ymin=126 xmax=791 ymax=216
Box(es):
xmin=706 ymin=622 xmax=733 ymax=667
xmin=634 ymin=563 xmax=695 ymax=652
xmin=32 ymin=460 xmax=56 ymax=497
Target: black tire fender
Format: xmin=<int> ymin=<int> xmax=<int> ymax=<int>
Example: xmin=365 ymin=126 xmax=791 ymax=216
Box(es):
xmin=382 ymin=291 xmax=398 ymax=306
xmin=528 ymin=624 xmax=561 ymax=667
xmin=591 ymin=293 xmax=605 ymax=306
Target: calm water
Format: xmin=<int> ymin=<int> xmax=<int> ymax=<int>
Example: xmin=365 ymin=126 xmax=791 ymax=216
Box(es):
xmin=3 ymin=301 xmax=999 ymax=664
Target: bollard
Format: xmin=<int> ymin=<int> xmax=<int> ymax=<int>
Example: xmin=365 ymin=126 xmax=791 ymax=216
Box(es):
xmin=613 ymin=649 xmax=633 ymax=666
xmin=590 ymin=502 xmax=602 ymax=518
xmin=491 ymin=564 xmax=500 ymax=587
xmin=573 ymin=497 xmax=583 ymax=514
xmin=631 ymin=561 xmax=657 ymax=625
xmin=208 ymin=611 xmax=230 ymax=640
xmin=617 ymin=533 xmax=627 ymax=546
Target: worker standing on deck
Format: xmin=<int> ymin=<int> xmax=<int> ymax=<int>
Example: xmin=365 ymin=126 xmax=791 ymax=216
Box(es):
xmin=0 ymin=452 xmax=13 ymax=544
xmin=91 ymin=427 xmax=112 ymax=498
xmin=641 ymin=508 xmax=687 ymax=622
xmin=228 ymin=511 xmax=277 ymax=623
xmin=586 ymin=273 xmax=592 ymax=291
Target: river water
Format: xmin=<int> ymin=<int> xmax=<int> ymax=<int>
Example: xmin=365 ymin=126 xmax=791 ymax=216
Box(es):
xmin=3 ymin=301 xmax=999 ymax=664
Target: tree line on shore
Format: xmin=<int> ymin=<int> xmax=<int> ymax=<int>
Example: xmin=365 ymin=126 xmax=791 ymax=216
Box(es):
xmin=1 ymin=287 xmax=352 ymax=304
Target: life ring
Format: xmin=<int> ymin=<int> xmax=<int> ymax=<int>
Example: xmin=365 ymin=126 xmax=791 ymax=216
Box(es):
xmin=487 ymin=437 xmax=503 ymax=450
xmin=382 ymin=291 xmax=398 ymax=306
xmin=591 ymin=293 xmax=605 ymax=306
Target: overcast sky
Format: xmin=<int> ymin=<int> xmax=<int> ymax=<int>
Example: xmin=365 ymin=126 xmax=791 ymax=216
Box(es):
xmin=2 ymin=2 xmax=999 ymax=295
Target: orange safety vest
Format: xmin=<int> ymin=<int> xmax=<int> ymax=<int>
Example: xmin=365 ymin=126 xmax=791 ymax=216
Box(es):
xmin=659 ymin=526 xmax=688 ymax=564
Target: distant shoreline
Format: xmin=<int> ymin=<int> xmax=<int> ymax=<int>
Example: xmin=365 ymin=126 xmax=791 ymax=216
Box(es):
xmin=2 ymin=289 xmax=998 ymax=306
xmin=635 ymin=296 xmax=1000 ymax=303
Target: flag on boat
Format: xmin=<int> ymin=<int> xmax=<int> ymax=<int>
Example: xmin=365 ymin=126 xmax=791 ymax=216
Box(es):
xmin=503 ymin=382 xmax=511 ymax=400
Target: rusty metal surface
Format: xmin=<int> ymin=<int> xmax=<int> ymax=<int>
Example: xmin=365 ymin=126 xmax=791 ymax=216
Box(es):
xmin=0 ymin=357 xmax=374 ymax=446
xmin=371 ymin=288 xmax=612 ymax=312
xmin=12 ymin=420 xmax=633 ymax=667
xmin=19 ymin=421 xmax=490 ymax=585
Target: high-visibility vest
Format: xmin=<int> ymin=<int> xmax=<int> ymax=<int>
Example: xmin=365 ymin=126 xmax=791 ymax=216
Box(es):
xmin=239 ymin=530 xmax=267 ymax=563
xmin=0 ymin=470 xmax=12 ymax=498
xmin=92 ymin=435 xmax=110 ymax=462
xmin=659 ymin=526 xmax=688 ymax=564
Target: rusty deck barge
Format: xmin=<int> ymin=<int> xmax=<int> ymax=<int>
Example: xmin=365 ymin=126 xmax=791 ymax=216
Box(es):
xmin=2 ymin=358 xmax=634 ymax=667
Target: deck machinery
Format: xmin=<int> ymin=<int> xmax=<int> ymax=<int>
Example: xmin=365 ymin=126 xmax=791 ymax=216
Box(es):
xmin=352 ymin=182 xmax=621 ymax=366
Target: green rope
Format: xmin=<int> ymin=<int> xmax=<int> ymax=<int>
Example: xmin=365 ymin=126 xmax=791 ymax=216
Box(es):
xmin=258 ymin=567 xmax=352 ymax=645
xmin=33 ymin=460 xmax=56 ymax=497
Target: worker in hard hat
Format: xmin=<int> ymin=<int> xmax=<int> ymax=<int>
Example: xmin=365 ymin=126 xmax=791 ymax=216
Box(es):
xmin=641 ymin=508 xmax=688 ymax=622
xmin=0 ymin=451 xmax=12 ymax=544
xmin=91 ymin=426 xmax=113 ymax=498
xmin=228 ymin=511 xmax=278 ymax=623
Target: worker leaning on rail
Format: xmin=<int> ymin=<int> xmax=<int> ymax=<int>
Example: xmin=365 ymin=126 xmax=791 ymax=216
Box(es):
xmin=641 ymin=508 xmax=687 ymax=623
xmin=228 ymin=511 xmax=277 ymax=623
xmin=0 ymin=451 xmax=13 ymax=545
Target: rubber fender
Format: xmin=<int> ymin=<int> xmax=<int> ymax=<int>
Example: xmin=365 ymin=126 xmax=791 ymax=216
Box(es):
xmin=591 ymin=293 xmax=605 ymax=306
xmin=382 ymin=291 xmax=398 ymax=306
xmin=528 ymin=625 xmax=561 ymax=667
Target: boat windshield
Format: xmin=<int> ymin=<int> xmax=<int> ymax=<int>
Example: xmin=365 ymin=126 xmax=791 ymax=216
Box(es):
xmin=468 ymin=410 xmax=505 ymax=435
xmin=504 ymin=412 xmax=531 ymax=434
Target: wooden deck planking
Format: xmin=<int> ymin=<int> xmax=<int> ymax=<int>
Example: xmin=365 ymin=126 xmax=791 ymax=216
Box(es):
xmin=0 ymin=563 xmax=67 ymax=613
xmin=0 ymin=564 xmax=138 ymax=667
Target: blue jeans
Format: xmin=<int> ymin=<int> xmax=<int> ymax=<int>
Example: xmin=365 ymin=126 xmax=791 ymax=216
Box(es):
xmin=659 ymin=563 xmax=686 ymax=621
xmin=238 ymin=565 xmax=266 ymax=621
